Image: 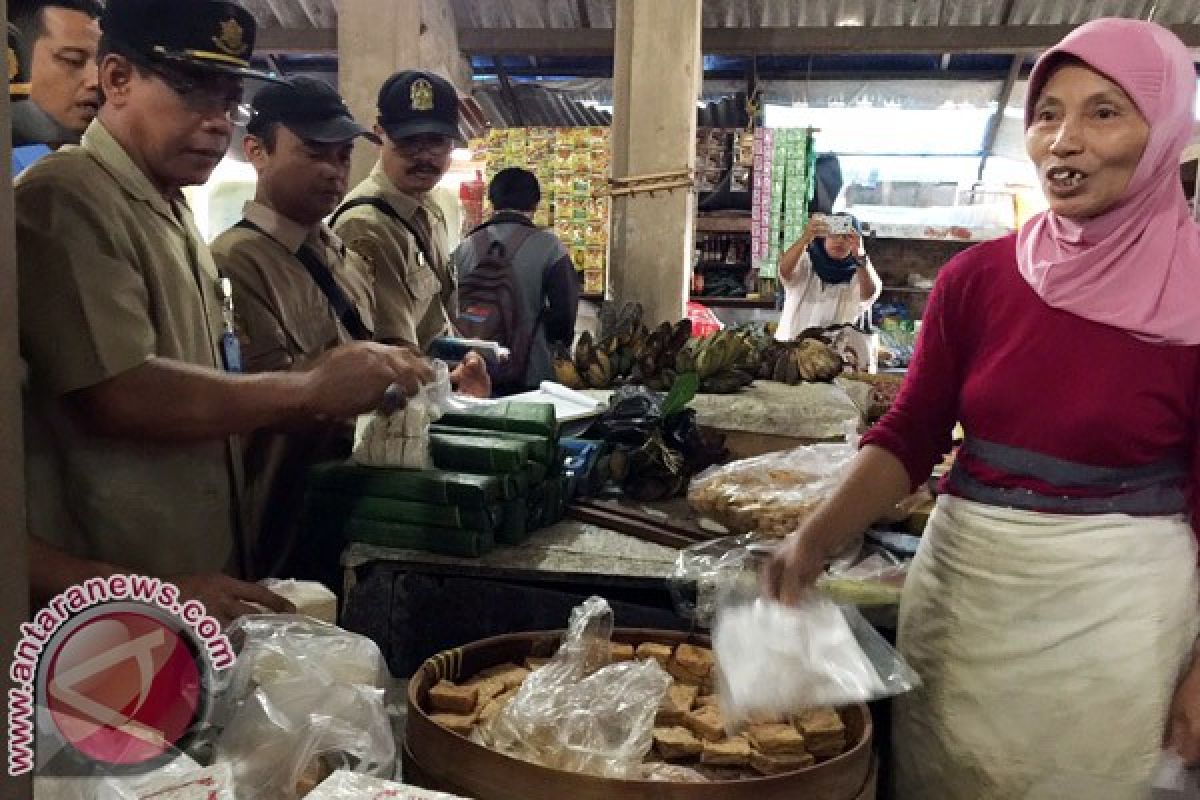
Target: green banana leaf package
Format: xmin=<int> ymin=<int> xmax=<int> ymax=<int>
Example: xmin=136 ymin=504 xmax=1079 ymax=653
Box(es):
xmin=429 ymin=425 xmax=555 ymax=466
xmin=308 ymin=462 xmax=515 ymax=505
xmin=430 ymin=433 xmax=530 ymax=474
xmin=307 ymin=491 xmax=505 ymax=534
xmin=438 ymin=401 xmax=557 ymax=439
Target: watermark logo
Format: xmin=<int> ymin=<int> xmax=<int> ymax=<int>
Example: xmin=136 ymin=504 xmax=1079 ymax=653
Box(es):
xmin=8 ymin=575 xmax=233 ymax=776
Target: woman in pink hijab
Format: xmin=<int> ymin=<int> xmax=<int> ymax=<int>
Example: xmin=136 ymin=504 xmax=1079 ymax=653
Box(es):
xmin=764 ymin=18 xmax=1200 ymax=798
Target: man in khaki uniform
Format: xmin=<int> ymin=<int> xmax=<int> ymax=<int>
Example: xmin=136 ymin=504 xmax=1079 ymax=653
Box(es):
xmin=17 ymin=0 xmax=430 ymax=623
xmin=333 ymin=70 xmax=489 ymax=396
xmin=211 ymin=76 xmax=381 ymax=580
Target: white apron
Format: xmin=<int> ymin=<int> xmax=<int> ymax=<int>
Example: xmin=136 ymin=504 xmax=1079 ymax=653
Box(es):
xmin=894 ymin=495 xmax=1199 ymax=800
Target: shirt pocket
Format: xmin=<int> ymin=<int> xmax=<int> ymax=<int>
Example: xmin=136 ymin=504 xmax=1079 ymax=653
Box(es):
xmin=283 ymin=306 xmax=344 ymax=363
xmin=401 ymin=251 xmax=443 ymax=306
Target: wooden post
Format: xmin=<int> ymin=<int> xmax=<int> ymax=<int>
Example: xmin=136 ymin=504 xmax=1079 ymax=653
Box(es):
xmin=1 ymin=0 xmax=33 ymax=792
xmin=338 ymin=0 xmax=472 ymax=187
xmin=607 ymin=0 xmax=702 ymax=325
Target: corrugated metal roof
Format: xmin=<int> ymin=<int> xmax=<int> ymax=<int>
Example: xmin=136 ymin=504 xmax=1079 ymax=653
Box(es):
xmin=240 ymin=0 xmax=1200 ymax=33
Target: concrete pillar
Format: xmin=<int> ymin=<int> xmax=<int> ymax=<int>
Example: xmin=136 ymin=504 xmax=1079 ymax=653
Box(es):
xmin=1 ymin=0 xmax=33 ymax=794
xmin=339 ymin=0 xmax=472 ymax=186
xmin=608 ymin=0 xmax=702 ymax=326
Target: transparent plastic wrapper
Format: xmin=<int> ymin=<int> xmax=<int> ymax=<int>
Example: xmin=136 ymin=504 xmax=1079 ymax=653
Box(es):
xmin=687 ymin=442 xmax=858 ymax=537
xmin=669 ymin=533 xmax=776 ymax=627
xmin=353 ymin=360 xmax=494 ymax=467
xmin=96 ymin=763 xmax=235 ymax=800
xmin=305 ymin=770 xmax=469 ymax=799
xmin=635 ymin=763 xmax=709 ymax=783
xmin=713 ymin=593 xmax=919 ymax=727
xmin=216 ymin=677 xmax=395 ymax=800
xmin=818 ymin=551 xmax=908 ymax=607
xmin=476 ymin=596 xmax=672 ymax=778
xmin=213 ymin=615 xmax=387 ymax=729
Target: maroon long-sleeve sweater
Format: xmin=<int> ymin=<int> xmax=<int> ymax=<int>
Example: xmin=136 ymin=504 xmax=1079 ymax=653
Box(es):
xmin=861 ymin=234 xmax=1200 ymax=523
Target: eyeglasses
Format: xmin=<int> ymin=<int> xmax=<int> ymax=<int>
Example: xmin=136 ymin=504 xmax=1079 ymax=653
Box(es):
xmin=392 ymin=134 xmax=454 ymax=157
xmin=145 ymin=62 xmax=252 ymax=125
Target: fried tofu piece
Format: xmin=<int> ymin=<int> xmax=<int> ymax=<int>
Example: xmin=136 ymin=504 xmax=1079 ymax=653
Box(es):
xmin=684 ymin=704 xmax=726 ymax=742
xmin=428 ymin=680 xmax=478 ymax=714
xmin=610 ymin=642 xmax=636 ymax=662
xmin=750 ymin=750 xmax=815 ymax=775
xmin=793 ymin=708 xmax=846 ymax=756
xmin=524 ymin=656 xmax=552 ymax=671
xmin=636 ymin=642 xmax=674 ymax=667
xmin=747 ymin=723 xmax=807 ymax=756
xmin=430 ymin=711 xmax=477 ymax=736
xmin=668 ymin=643 xmax=715 ymax=686
xmin=656 ymin=683 xmax=700 ymax=726
xmin=474 ymin=663 xmax=530 ymax=691
xmin=462 ymin=676 xmax=506 ymax=709
xmin=653 ymin=726 xmax=704 ymax=761
xmin=700 ymin=736 xmax=752 ymax=767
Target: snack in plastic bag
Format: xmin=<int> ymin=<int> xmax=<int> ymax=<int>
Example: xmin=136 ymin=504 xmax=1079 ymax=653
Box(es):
xmin=713 ymin=593 xmax=919 ymax=728
xmin=259 ymin=579 xmax=338 ymax=624
xmin=687 ymin=443 xmax=857 ymax=536
xmin=216 ymin=678 xmax=394 ymax=800
xmin=476 ymin=596 xmax=672 ymax=778
xmin=216 ymin=615 xmax=387 ymax=721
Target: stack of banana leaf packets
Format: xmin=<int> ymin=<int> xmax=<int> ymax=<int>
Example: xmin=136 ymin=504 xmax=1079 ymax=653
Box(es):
xmin=304 ymin=402 xmax=569 ymax=558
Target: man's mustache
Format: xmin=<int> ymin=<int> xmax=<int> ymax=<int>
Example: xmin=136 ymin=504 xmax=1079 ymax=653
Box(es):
xmin=408 ymin=163 xmax=441 ymax=175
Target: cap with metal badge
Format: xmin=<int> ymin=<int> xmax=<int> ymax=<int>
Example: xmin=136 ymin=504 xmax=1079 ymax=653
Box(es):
xmin=248 ymin=76 xmax=380 ymax=145
xmin=100 ymin=0 xmax=278 ymax=82
xmin=376 ymin=70 xmax=463 ymax=143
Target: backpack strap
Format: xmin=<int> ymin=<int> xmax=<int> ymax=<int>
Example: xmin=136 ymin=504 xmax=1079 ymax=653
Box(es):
xmin=331 ymin=196 xmax=439 ymax=274
xmin=234 ymin=218 xmax=372 ymax=341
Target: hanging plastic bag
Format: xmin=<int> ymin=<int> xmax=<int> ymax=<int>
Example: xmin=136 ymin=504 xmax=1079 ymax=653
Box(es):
xmin=713 ymin=592 xmax=919 ymax=729
xmin=476 ymin=596 xmax=672 ymax=778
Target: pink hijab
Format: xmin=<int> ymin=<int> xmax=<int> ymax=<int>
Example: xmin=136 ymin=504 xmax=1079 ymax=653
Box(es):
xmin=1017 ymin=18 xmax=1200 ymax=345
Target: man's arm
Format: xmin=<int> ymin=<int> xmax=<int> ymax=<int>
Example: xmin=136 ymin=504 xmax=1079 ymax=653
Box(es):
xmin=29 ymin=537 xmax=293 ymax=626
xmin=543 ymin=252 xmax=580 ymax=345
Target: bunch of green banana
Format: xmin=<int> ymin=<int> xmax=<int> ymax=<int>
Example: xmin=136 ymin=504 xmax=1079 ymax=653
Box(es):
xmin=758 ymin=337 xmax=845 ymax=384
xmin=675 ymin=328 xmax=761 ymax=394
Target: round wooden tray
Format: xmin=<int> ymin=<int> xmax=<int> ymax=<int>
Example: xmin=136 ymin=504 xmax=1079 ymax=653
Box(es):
xmin=405 ymin=628 xmax=874 ymax=800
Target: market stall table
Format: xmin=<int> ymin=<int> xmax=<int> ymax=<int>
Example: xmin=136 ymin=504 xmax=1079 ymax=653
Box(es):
xmin=340 ymin=517 xmax=688 ymax=676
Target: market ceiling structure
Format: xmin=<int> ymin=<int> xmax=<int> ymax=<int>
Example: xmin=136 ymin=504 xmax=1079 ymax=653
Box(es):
xmin=237 ymin=0 xmax=1200 ymax=170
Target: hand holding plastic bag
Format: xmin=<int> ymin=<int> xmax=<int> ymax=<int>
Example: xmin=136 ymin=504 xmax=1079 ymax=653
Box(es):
xmin=477 ymin=596 xmax=672 ymax=778
xmin=713 ymin=592 xmax=918 ymax=728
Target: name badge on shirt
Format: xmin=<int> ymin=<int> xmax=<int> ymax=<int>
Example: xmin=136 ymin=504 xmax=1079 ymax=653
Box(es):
xmin=217 ymin=276 xmax=243 ymax=373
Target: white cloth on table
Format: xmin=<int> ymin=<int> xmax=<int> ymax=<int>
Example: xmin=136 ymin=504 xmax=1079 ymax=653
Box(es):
xmin=893 ymin=494 xmax=1198 ymax=800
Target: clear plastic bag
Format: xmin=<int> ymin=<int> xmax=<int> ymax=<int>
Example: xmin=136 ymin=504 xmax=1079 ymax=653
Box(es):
xmin=818 ymin=551 xmax=908 ymax=607
xmin=713 ymin=592 xmax=919 ymax=728
xmin=216 ymin=678 xmax=394 ymax=800
xmin=476 ymin=596 xmax=672 ymax=778
xmin=669 ymin=533 xmax=776 ymax=627
xmin=687 ymin=442 xmax=858 ymax=536
xmin=96 ymin=763 xmax=236 ymax=800
xmin=218 ymin=616 xmax=386 ymax=705
xmin=304 ymin=770 xmax=468 ymax=799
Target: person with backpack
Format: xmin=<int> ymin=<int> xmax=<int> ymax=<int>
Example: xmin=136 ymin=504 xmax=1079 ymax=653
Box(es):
xmin=331 ymin=69 xmax=489 ymax=397
xmin=452 ymin=168 xmax=580 ymax=393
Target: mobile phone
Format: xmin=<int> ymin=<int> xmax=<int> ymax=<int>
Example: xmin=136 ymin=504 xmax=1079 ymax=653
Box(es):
xmin=825 ymin=215 xmax=855 ymax=235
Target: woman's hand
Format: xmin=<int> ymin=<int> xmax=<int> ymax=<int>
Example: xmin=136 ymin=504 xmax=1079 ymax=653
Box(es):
xmin=1166 ymin=648 xmax=1200 ymax=765
xmin=761 ymin=529 xmax=827 ymax=606
xmin=800 ymin=215 xmax=832 ymax=245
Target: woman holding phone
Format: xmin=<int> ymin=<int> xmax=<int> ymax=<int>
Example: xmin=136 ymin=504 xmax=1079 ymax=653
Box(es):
xmin=775 ymin=212 xmax=882 ymax=341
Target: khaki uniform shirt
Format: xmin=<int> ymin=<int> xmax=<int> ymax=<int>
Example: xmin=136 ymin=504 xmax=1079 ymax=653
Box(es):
xmin=334 ymin=162 xmax=456 ymax=349
xmin=17 ymin=121 xmax=242 ymax=577
xmin=211 ymin=201 xmax=374 ymax=577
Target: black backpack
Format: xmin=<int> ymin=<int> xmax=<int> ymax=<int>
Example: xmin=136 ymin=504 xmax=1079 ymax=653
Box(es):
xmin=457 ymin=223 xmax=537 ymax=391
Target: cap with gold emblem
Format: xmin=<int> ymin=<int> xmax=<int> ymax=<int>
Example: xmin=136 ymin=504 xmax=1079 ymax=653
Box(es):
xmin=100 ymin=0 xmax=275 ymax=81
xmin=376 ymin=70 xmax=462 ymax=143
xmin=8 ymin=22 xmax=30 ymax=98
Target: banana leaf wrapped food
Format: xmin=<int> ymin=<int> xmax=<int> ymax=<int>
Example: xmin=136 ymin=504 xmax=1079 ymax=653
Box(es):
xmin=430 ymin=433 xmax=531 ymax=474
xmin=437 ymin=402 xmax=557 ymax=439
xmin=308 ymin=462 xmax=516 ymax=505
xmin=429 ymin=425 xmax=555 ymax=466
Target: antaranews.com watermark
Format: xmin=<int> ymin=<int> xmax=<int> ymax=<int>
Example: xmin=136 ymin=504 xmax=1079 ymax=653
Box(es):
xmin=8 ymin=575 xmax=233 ymax=776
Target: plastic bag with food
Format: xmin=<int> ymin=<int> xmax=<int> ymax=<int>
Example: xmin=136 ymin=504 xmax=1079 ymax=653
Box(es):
xmin=713 ymin=592 xmax=919 ymax=728
xmin=213 ymin=615 xmax=387 ymax=728
xmin=477 ymin=596 xmax=672 ymax=778
xmin=216 ymin=677 xmax=395 ymax=800
xmin=304 ymin=771 xmax=469 ymax=799
xmin=686 ymin=442 xmax=858 ymax=537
